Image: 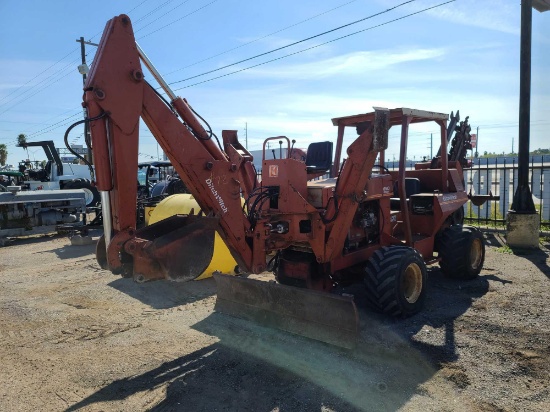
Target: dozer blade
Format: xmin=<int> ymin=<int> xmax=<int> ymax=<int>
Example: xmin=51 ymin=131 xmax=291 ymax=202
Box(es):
xmin=213 ymin=273 xmax=359 ymax=349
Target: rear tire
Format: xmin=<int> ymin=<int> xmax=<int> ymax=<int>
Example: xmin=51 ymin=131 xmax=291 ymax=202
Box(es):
xmin=364 ymin=246 xmax=427 ymax=317
xmin=438 ymin=225 xmax=485 ymax=280
xmin=64 ymin=179 xmax=100 ymax=207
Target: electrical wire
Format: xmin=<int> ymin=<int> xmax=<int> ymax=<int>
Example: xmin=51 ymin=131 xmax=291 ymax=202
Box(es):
xmin=133 ymin=0 xmax=176 ymax=24
xmin=4 ymin=112 xmax=84 ymax=147
xmin=0 ymin=57 xmax=81 ymax=115
xmin=168 ymin=0 xmax=418 ymax=86
xmin=0 ymin=49 xmax=79 ymax=105
xmin=138 ymin=0 xmax=220 ymax=39
xmin=134 ymin=0 xmax=193 ymax=33
xmin=0 ymin=0 xmax=160 ymax=117
xmin=164 ymin=0 xmax=361 ymax=76
xmin=127 ymin=0 xmax=152 ymax=16
xmin=173 ymin=0 xmax=456 ymax=90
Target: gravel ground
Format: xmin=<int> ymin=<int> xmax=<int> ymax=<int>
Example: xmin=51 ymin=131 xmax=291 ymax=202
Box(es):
xmin=0 ymin=230 xmax=548 ymax=411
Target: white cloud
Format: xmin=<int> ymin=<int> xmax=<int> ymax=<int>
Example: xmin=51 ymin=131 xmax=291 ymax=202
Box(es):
xmin=378 ymin=0 xmax=519 ymax=35
xmin=242 ymin=47 xmax=447 ymax=80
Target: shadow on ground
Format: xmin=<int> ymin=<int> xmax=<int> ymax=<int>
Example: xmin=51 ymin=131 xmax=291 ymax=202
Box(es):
xmin=485 ymin=232 xmax=550 ymax=280
xmin=108 ymin=277 xmax=217 ymax=310
xmin=1 ymin=232 xmax=65 ymax=247
xmin=65 ymin=311 xmax=436 ymax=412
xmin=40 ymin=241 xmax=97 ymax=259
xmin=67 ymin=259 xmax=504 ymax=411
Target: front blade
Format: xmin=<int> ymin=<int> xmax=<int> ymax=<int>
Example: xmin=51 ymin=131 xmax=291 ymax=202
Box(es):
xmin=213 ymin=273 xmax=358 ymax=349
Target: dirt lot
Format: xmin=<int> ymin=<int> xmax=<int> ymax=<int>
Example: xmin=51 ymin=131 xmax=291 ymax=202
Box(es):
xmin=0 ymin=230 xmax=548 ymax=411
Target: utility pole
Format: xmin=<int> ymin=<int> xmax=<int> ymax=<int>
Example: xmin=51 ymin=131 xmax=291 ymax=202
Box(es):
xmin=76 ymin=38 xmax=99 ymax=165
xmin=245 ymin=122 xmax=248 ymax=149
xmin=512 ymin=137 xmax=514 ymax=154
xmin=430 ymin=133 xmax=433 ymax=158
xmin=76 ymin=37 xmax=91 ymax=164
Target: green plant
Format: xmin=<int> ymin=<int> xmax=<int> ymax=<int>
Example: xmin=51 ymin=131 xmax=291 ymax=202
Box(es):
xmin=0 ymin=144 xmax=7 ymax=165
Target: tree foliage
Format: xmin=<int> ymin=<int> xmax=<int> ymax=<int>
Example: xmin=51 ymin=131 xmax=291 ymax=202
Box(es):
xmin=478 ymin=148 xmax=550 ymax=158
xmin=17 ymin=134 xmax=27 ymax=147
xmin=0 ymin=144 xmax=7 ymax=165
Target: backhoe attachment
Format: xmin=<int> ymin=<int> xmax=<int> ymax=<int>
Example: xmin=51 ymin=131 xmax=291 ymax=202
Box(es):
xmin=97 ymin=214 xmax=219 ymax=282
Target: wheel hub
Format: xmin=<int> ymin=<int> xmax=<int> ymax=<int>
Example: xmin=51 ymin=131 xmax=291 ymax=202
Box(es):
xmin=401 ymin=263 xmax=423 ymax=304
xmin=81 ymin=188 xmax=94 ymax=205
xmin=469 ymin=238 xmax=483 ymax=270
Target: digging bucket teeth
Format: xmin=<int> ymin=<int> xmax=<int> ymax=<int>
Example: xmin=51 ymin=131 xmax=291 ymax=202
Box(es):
xmin=213 ymin=273 xmax=359 ymax=349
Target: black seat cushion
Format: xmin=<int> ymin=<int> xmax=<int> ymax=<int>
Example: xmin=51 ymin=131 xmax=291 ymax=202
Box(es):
xmin=306 ymin=141 xmax=333 ymax=173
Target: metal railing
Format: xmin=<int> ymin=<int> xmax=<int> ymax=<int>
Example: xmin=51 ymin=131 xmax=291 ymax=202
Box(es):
xmin=386 ymin=156 xmax=550 ymax=231
xmin=255 ymin=156 xmax=550 ymax=232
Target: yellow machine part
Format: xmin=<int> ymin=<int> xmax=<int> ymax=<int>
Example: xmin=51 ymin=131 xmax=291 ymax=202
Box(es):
xmin=148 ymin=194 xmax=237 ymax=280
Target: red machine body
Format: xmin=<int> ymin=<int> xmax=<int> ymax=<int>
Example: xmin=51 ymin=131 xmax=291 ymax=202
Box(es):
xmin=84 ymin=15 xmax=484 ymax=347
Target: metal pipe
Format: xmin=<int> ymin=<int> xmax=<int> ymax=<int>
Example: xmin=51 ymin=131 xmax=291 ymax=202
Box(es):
xmin=136 ymin=43 xmax=177 ymax=101
xmin=439 ymin=121 xmax=448 ymax=191
xmin=331 ymin=125 xmax=345 ymax=177
xmin=102 ymin=115 xmax=113 ymax=250
xmin=101 ymin=191 xmax=112 ymax=249
xmin=399 ymin=115 xmax=412 ymax=246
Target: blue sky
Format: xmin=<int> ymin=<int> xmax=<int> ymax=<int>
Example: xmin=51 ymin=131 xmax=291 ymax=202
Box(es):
xmin=0 ymin=0 xmax=548 ymax=167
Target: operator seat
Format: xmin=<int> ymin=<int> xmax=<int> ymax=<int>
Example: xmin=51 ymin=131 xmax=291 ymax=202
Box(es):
xmin=390 ymin=177 xmax=422 ymax=210
xmin=305 ymin=141 xmax=333 ymax=174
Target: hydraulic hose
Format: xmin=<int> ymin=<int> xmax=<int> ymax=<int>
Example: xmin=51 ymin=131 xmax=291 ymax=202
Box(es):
xmin=63 ymin=111 xmax=107 ymax=182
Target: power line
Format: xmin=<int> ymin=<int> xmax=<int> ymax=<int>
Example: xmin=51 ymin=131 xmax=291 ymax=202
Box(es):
xmin=164 ymin=0 xmax=361 ymax=76
xmin=138 ymin=0 xmax=220 ymax=39
xmin=26 ymin=112 xmax=83 ymax=138
xmin=0 ymin=58 xmax=81 ymax=117
xmin=133 ymin=0 xmax=177 ymax=24
xmin=134 ymin=0 xmax=193 ymax=33
xmin=0 ymin=48 xmax=79 ymax=105
xmin=4 ymin=112 xmax=83 ymax=147
xmin=168 ymin=0 xmax=419 ymax=86
xmin=0 ymin=0 xmax=157 ymax=115
xmin=127 ymin=0 xmax=152 ymax=15
xmin=173 ymin=0 xmax=455 ymax=90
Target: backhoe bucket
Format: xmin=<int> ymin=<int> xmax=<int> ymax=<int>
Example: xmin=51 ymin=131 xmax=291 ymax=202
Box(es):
xmin=135 ymin=214 xmax=218 ymax=282
xmin=213 ymin=273 xmax=359 ymax=349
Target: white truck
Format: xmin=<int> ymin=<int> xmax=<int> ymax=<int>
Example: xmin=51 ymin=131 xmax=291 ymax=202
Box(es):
xmin=18 ymin=140 xmax=100 ymax=206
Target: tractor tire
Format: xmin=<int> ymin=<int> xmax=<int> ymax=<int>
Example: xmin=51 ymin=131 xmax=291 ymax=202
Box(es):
xmin=364 ymin=246 xmax=427 ymax=317
xmin=449 ymin=205 xmax=465 ymax=226
xmin=166 ymin=178 xmax=188 ymax=195
xmin=438 ymin=225 xmax=485 ymax=280
xmin=64 ymin=179 xmax=100 ymax=207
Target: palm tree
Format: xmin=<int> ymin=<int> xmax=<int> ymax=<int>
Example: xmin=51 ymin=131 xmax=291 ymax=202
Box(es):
xmin=0 ymin=144 xmax=7 ymax=166
xmin=17 ymin=133 xmax=27 ymax=147
xmin=17 ymin=133 xmax=29 ymax=159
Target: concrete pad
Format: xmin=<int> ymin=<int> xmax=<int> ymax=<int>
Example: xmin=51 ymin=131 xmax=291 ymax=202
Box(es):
xmin=506 ymin=212 xmax=540 ymax=248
